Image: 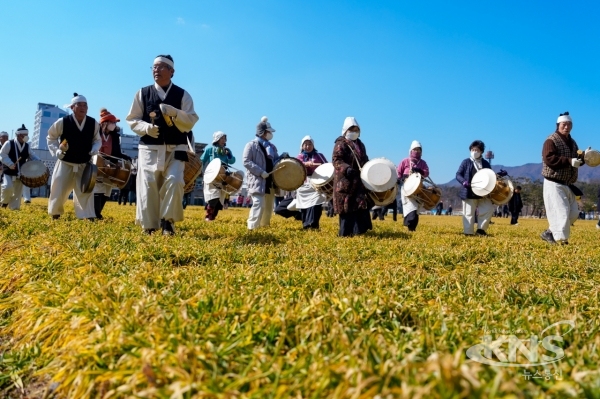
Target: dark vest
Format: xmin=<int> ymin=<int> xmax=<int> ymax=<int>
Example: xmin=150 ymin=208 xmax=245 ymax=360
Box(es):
xmin=60 ymin=115 xmax=96 ymax=164
xmin=140 ymin=84 xmax=186 ymax=146
xmin=542 ymin=132 xmax=578 ymax=185
xmin=2 ymin=140 xmax=30 ymax=176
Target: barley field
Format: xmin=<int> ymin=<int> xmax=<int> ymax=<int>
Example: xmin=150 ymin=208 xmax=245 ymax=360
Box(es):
xmin=1 ymin=199 xmax=599 ymax=398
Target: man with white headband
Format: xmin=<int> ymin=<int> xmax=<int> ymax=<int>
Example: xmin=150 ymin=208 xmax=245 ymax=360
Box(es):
xmin=126 ymin=54 xmax=199 ymax=235
xmin=47 ymin=93 xmax=102 ymax=220
xmin=1 ymin=125 xmax=40 ymax=210
xmin=540 ymin=111 xmax=586 ymax=245
xmin=0 ymin=131 xmax=7 ymax=201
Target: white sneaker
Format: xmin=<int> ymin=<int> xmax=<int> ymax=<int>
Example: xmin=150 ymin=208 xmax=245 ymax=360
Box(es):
xmin=596 ymin=224 xmax=600 ymax=230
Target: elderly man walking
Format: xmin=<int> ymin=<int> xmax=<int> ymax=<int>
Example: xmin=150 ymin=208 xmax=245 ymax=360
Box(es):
xmin=47 ymin=93 xmax=101 ymax=220
xmin=540 ymin=112 xmax=586 ymax=245
xmin=1 ymin=125 xmax=40 ymax=210
xmin=126 ymin=54 xmax=199 ymax=235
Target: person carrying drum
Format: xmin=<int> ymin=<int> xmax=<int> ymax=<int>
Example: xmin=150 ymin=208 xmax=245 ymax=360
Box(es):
xmin=126 ymin=55 xmax=199 ymax=235
xmin=201 ymin=131 xmax=236 ymax=221
xmin=92 ymin=108 xmax=132 ymax=220
xmin=455 ymin=140 xmax=498 ymax=236
xmin=0 ymin=131 xmax=8 ymax=202
xmin=295 ymin=135 xmax=328 ymax=229
xmin=0 ymin=125 xmax=41 ymax=210
xmin=396 ymin=140 xmax=430 ymax=231
xmin=332 ymin=117 xmax=372 ymax=237
xmin=540 ymin=112 xmax=588 ymax=245
xmin=47 ymin=94 xmax=102 ymax=220
xmin=242 ymin=116 xmax=288 ymax=230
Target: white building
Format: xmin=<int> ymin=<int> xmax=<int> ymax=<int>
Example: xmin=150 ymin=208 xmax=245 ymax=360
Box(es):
xmin=119 ymin=133 xmax=140 ymax=160
xmin=31 ymin=103 xmax=68 ymax=150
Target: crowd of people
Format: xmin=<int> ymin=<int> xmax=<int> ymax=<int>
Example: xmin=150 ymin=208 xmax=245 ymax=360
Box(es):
xmin=0 ymin=55 xmax=595 ymax=243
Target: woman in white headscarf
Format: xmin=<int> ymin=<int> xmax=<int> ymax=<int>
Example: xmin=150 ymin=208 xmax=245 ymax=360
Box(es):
xmin=332 ymin=117 xmax=372 ymax=237
xmin=397 ymin=140 xmax=430 ymax=231
xmin=295 ymin=135 xmax=328 ymax=229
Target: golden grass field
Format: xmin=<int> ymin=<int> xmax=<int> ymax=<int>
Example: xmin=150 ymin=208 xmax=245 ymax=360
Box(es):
xmin=1 ymin=198 xmax=599 ymax=398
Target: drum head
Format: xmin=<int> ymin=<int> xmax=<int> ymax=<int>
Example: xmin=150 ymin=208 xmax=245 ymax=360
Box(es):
xmin=585 ymin=149 xmax=600 ymax=167
xmin=204 ymin=158 xmax=224 ymax=184
xmin=20 ymin=160 xmax=46 ymax=176
xmin=471 ymin=169 xmax=496 ymax=197
xmin=272 ymin=158 xmax=306 ymax=191
xmin=81 ymin=162 xmax=97 ymax=194
xmin=310 ymin=163 xmax=334 ymax=185
xmin=402 ymin=173 xmax=422 ymax=196
xmin=370 ymin=185 xmax=398 ymax=206
xmin=361 ymin=158 xmax=396 ymax=191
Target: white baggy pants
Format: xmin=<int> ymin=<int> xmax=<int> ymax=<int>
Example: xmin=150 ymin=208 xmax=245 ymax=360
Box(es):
xmin=247 ymin=192 xmax=275 ymax=230
xmin=136 ymin=147 xmax=185 ymax=230
xmin=22 ymin=186 xmax=31 ymax=201
xmin=543 ymin=179 xmax=579 ymax=242
xmin=1 ymin=175 xmax=24 ymax=210
xmin=462 ymin=197 xmax=494 ymax=234
xmin=48 ymin=160 xmax=96 ymax=219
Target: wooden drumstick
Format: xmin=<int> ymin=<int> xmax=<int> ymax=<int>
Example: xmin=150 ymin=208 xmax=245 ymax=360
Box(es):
xmin=267 ymin=164 xmax=286 ymax=175
xmin=149 ymin=111 xmax=157 ymax=126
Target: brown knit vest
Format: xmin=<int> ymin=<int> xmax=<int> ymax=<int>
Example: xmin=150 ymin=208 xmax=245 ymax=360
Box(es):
xmin=542 ymin=132 xmax=578 ymax=184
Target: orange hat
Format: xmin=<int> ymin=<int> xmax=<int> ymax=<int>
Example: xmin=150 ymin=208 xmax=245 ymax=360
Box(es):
xmin=99 ymin=108 xmax=120 ymax=123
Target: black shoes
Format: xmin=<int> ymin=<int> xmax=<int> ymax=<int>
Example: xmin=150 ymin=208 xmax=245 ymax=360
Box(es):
xmin=540 ymin=229 xmax=556 ymax=245
xmin=475 ymin=229 xmax=487 ymax=236
xmin=161 ymin=219 xmax=175 ymax=236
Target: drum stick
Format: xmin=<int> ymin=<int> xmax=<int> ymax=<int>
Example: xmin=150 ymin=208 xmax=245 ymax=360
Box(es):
xmin=267 ymin=164 xmax=286 ymax=175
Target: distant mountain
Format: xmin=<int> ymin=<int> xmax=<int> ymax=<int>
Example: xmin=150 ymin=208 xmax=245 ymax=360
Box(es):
xmin=442 ymin=163 xmax=600 ymax=186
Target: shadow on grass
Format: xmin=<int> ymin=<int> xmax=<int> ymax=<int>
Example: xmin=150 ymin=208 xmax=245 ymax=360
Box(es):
xmin=367 ymin=230 xmax=411 ymax=240
xmin=239 ymin=232 xmax=282 ymax=245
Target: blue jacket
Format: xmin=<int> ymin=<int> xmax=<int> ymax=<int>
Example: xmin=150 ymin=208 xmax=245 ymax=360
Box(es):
xmin=455 ymin=158 xmax=491 ymax=200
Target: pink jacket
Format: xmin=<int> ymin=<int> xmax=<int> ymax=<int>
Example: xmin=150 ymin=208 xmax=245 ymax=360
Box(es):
xmin=397 ymin=157 xmax=429 ymax=179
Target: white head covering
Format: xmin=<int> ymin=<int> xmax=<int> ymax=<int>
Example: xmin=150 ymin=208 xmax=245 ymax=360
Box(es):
xmin=341 ymin=116 xmax=360 ymax=136
xmin=557 ymin=113 xmax=572 ymax=123
xmin=64 ymin=92 xmax=87 ymax=108
xmin=212 ymin=131 xmax=226 ymax=144
xmin=0 ymin=131 xmax=8 ymax=138
xmin=410 ymin=140 xmax=422 ymax=151
xmin=300 ymin=135 xmax=314 ymax=151
xmin=16 ymin=124 xmax=28 ymax=135
xmin=154 ymin=56 xmax=174 ymax=68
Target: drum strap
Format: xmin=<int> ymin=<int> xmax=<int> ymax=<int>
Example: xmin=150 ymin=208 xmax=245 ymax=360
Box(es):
xmin=345 ymin=143 xmax=363 ymax=171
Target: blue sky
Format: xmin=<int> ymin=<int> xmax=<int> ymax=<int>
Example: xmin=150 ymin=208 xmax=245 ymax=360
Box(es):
xmin=1 ymin=0 xmax=599 ymax=183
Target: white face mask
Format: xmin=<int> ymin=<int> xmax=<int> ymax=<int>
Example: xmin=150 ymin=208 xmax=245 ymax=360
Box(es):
xmin=21 ymin=135 xmax=29 ymax=143
xmin=107 ymin=123 xmax=116 ymax=132
xmin=346 ymin=132 xmax=359 ymax=141
xmin=471 ymin=150 xmax=481 ymax=159
xmin=264 ymin=132 xmax=273 ymax=141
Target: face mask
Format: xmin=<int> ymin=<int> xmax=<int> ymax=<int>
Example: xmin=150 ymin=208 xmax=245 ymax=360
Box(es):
xmin=264 ymin=132 xmax=273 ymax=141
xmin=21 ymin=135 xmax=29 ymax=143
xmin=107 ymin=123 xmax=116 ymax=132
xmin=471 ymin=150 xmax=481 ymax=159
xmin=410 ymin=150 xmax=421 ymax=160
xmin=346 ymin=132 xmax=359 ymax=141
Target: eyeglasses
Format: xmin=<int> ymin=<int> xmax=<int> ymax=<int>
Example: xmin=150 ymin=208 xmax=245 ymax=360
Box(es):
xmin=151 ymin=65 xmax=171 ymax=72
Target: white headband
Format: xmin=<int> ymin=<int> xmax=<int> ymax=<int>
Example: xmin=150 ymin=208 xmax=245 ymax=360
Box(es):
xmin=0 ymin=131 xmax=8 ymax=137
xmin=557 ymin=115 xmax=572 ymax=123
xmin=65 ymin=95 xmax=87 ymax=108
xmin=154 ymin=56 xmax=174 ymax=68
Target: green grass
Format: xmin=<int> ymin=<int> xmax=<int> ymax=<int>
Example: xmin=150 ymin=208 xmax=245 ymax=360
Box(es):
xmin=1 ymin=199 xmax=599 ymax=398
